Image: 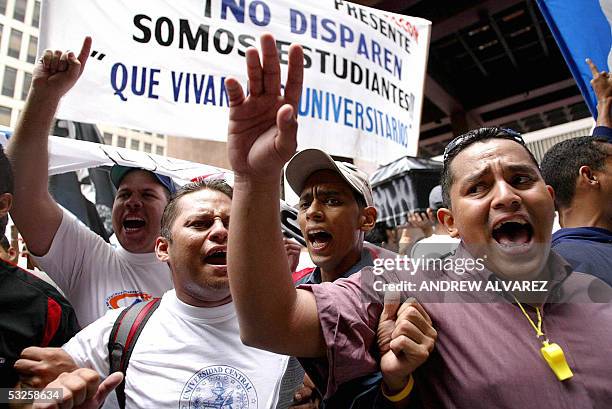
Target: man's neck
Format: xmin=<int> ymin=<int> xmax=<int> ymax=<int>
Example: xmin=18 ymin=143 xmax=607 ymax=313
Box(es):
xmin=434 ymin=224 xmax=449 ymax=235
xmin=176 ymin=291 xmax=233 ymax=308
xmin=319 ymin=248 xmax=363 ymax=283
xmin=559 ymin=205 xmax=612 ymax=231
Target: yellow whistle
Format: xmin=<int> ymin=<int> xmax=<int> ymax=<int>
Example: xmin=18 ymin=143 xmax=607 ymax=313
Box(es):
xmin=540 ymin=341 xmax=573 ymax=381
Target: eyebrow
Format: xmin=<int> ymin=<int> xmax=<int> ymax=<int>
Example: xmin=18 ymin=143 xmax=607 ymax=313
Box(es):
xmin=461 ymin=163 xmax=539 ymax=185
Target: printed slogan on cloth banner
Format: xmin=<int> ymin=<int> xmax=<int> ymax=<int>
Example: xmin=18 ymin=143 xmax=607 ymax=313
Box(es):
xmin=39 ymin=0 xmax=431 ymax=164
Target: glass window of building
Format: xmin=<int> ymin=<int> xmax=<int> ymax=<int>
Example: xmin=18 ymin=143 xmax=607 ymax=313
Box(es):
xmin=27 ymin=36 xmax=37 ymax=63
xmin=8 ymin=29 xmax=22 ymax=59
xmin=0 ymin=24 xmax=3 ymax=45
xmin=32 ymin=1 xmax=41 ymax=27
xmin=0 ymin=0 xmax=6 ymax=15
xmin=13 ymin=0 xmax=27 ymax=22
xmin=103 ymin=132 xmax=113 ymax=145
xmin=0 ymin=106 xmax=11 ymax=126
xmin=2 ymin=67 xmax=17 ymax=97
xmin=144 ymin=142 xmax=152 ymax=153
xmin=130 ymin=139 xmax=140 ymax=150
xmin=21 ymin=72 xmax=32 ymax=100
xmin=156 ymin=146 xmax=164 ymax=155
xmin=156 ymin=133 xmax=164 ymax=139
xmin=117 ymin=136 xmax=126 ymax=148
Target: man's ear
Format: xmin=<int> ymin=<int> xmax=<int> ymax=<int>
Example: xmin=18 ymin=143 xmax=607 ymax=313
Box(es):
xmin=0 ymin=193 xmax=12 ymax=218
xmin=155 ymin=236 xmax=170 ymax=262
xmin=437 ymin=207 xmax=459 ymax=238
xmin=359 ymin=206 xmax=378 ymax=232
xmin=578 ymin=165 xmax=598 ymax=187
xmin=546 ymin=185 xmax=555 ymax=201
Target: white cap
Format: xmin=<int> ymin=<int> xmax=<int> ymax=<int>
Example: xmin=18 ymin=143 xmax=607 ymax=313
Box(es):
xmin=285 ymin=149 xmax=374 ymax=207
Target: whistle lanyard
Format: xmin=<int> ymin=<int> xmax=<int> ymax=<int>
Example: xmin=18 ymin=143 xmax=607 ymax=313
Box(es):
xmin=513 ymin=297 xmax=573 ymax=381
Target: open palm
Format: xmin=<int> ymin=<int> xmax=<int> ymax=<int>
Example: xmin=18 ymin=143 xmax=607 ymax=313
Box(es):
xmin=226 ymin=34 xmax=303 ymax=183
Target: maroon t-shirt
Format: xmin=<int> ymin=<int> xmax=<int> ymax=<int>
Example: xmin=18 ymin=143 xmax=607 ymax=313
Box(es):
xmin=301 ymin=244 xmax=612 ymax=407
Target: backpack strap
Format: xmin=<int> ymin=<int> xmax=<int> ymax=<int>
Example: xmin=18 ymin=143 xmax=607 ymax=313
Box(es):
xmin=108 ymin=298 xmax=161 ymax=409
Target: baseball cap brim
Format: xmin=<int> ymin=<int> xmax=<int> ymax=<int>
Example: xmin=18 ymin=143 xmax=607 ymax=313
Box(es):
xmin=286 ymin=149 xmax=373 ymax=206
xmin=110 ymin=165 xmax=176 ymax=194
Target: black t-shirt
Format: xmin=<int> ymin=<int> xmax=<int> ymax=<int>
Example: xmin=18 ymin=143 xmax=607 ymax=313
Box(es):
xmin=0 ymin=259 xmax=80 ymax=387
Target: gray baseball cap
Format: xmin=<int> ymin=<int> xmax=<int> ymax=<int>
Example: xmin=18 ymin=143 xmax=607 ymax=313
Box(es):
xmin=429 ymin=185 xmax=443 ymax=209
xmin=285 ymin=149 xmax=374 ymax=207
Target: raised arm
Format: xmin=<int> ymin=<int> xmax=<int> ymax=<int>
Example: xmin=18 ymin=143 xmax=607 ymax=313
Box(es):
xmin=7 ymin=37 xmax=91 ymax=256
xmin=226 ymin=34 xmax=325 ymax=357
xmin=587 ymin=58 xmax=612 ymax=128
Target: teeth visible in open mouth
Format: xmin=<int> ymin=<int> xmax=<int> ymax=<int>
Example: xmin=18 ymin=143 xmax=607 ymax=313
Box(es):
xmin=205 ymin=251 xmax=227 ymax=265
xmin=492 ymin=218 xmax=533 ymax=246
xmin=492 ymin=218 xmax=528 ymax=231
xmin=123 ymin=218 xmax=145 ymax=229
xmin=307 ymin=230 xmax=332 ymax=246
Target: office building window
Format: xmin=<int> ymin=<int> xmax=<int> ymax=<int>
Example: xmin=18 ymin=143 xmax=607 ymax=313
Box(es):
xmin=156 ymin=146 xmax=164 ymax=155
xmin=117 ymin=136 xmax=126 ymax=148
xmin=156 ymin=133 xmax=164 ymax=139
xmin=2 ymin=67 xmax=17 ymax=97
xmin=0 ymin=106 xmax=11 ymax=126
xmin=27 ymin=36 xmax=37 ymax=63
xmin=144 ymin=142 xmax=152 ymax=153
xmin=103 ymin=132 xmax=113 ymax=145
xmin=32 ymin=1 xmax=40 ymax=27
xmin=130 ymin=139 xmax=140 ymax=150
xmin=13 ymin=0 xmax=26 ymax=22
xmin=21 ymin=72 xmax=31 ymax=100
xmin=0 ymin=0 xmax=6 ymax=15
xmin=8 ymin=29 xmax=22 ymax=59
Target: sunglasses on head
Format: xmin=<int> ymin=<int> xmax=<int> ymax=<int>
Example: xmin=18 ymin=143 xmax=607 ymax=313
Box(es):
xmin=443 ymin=127 xmax=526 ymax=164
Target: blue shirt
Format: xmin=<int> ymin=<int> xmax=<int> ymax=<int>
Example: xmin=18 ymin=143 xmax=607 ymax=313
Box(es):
xmin=552 ymin=227 xmax=612 ymax=286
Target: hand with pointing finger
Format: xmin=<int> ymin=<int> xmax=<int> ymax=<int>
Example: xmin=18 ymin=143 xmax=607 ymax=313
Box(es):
xmin=586 ymin=58 xmax=612 ymax=127
xmin=32 ymin=36 xmax=92 ymax=100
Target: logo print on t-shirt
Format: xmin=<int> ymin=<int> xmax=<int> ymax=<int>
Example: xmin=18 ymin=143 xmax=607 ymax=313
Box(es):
xmin=105 ymin=290 xmax=153 ymax=309
xmin=179 ymin=365 xmax=258 ymax=409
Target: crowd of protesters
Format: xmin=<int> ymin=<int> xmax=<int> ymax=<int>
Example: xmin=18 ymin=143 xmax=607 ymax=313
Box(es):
xmin=0 ymin=31 xmax=610 ymax=409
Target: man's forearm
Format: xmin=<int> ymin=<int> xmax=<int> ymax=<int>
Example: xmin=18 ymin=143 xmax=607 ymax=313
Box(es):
xmin=228 ymin=177 xmax=298 ymax=347
xmin=6 ymin=88 xmax=63 ymax=255
xmin=8 ymin=89 xmax=59 ymax=196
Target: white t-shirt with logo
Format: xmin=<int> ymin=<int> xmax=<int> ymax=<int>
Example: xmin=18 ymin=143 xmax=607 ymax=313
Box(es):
xmin=33 ymin=209 xmax=173 ymax=326
xmin=63 ymin=290 xmax=290 ymax=409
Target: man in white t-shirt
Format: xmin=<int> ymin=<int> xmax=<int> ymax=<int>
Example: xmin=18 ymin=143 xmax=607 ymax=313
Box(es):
xmin=7 ymin=38 xmax=173 ymax=327
xmin=410 ymin=185 xmax=460 ymax=261
xmin=36 ymin=179 xmax=291 ymax=409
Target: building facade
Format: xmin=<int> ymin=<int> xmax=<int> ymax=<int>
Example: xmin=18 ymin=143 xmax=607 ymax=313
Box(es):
xmin=0 ymin=0 xmax=167 ymax=156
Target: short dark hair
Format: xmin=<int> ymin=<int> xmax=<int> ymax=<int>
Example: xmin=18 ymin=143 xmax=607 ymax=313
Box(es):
xmin=160 ymin=179 xmax=233 ymax=241
xmin=441 ymin=127 xmax=538 ymax=208
xmin=0 ymin=145 xmax=14 ymax=195
xmin=541 ymin=136 xmax=609 ymax=209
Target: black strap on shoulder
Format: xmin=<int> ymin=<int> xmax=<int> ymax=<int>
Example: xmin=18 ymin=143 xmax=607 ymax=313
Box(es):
xmin=108 ymin=298 xmax=161 ymax=409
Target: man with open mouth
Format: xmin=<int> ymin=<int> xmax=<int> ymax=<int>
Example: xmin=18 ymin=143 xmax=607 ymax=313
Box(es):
xmin=7 ymin=38 xmax=174 ymax=327
xmin=34 ymin=179 xmax=292 ymax=409
xmin=284 ymin=148 xmax=398 ymax=407
xmin=226 ymin=34 xmax=612 ymax=409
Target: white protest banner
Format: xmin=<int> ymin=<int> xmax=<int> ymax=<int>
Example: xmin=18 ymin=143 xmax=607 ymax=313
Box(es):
xmin=40 ymin=0 xmax=430 ymax=164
